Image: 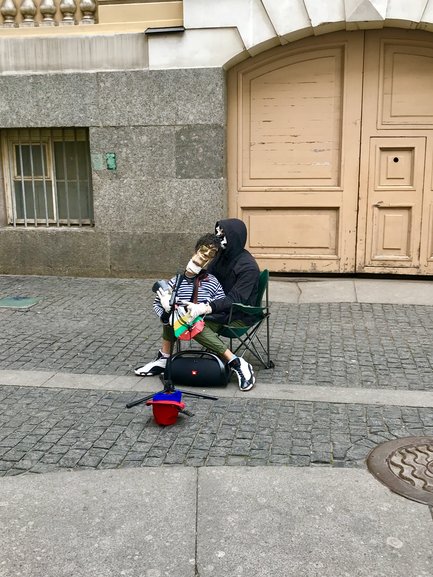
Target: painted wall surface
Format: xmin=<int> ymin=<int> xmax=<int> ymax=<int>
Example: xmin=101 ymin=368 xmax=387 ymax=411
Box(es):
xmin=149 ymin=0 xmax=433 ymax=70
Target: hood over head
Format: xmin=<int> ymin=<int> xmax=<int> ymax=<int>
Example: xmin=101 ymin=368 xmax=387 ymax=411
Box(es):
xmin=215 ymin=218 xmax=247 ymax=260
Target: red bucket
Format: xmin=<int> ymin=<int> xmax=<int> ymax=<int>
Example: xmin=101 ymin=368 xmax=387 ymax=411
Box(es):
xmin=146 ymin=391 xmax=185 ymax=426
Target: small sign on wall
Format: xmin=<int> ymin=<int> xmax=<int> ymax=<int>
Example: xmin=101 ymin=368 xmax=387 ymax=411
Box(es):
xmin=90 ymin=153 xmax=117 ymax=171
xmin=105 ymin=152 xmax=117 ymax=170
xmin=91 ymin=153 xmax=104 ymax=171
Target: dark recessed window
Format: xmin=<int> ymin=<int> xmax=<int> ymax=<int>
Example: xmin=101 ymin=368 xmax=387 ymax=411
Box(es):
xmin=2 ymin=128 xmax=93 ymax=227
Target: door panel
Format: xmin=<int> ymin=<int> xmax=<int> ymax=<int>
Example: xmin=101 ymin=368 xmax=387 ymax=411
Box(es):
xmin=380 ymin=42 xmax=433 ymax=127
xmin=364 ymin=138 xmax=425 ymax=268
xmin=244 ymin=49 xmax=343 ymax=187
xmin=357 ymin=30 xmax=433 ymax=274
xmin=373 ymin=208 xmax=412 ymax=258
xmin=228 ymin=31 xmax=363 ymax=273
xmin=246 ymin=208 xmax=339 ymax=256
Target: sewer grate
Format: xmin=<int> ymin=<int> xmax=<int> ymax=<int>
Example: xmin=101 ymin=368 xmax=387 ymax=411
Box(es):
xmin=367 ymin=436 xmax=433 ymax=506
xmin=0 ymin=296 xmax=40 ymax=309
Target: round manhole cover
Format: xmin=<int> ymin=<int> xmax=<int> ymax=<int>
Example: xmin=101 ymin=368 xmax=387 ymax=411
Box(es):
xmin=367 ymin=436 xmax=433 ymax=506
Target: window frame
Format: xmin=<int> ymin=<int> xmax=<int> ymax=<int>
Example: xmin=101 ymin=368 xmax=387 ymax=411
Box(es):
xmin=1 ymin=128 xmax=94 ymax=228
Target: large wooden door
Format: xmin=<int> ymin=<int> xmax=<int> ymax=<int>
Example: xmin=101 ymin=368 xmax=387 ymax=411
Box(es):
xmin=356 ymin=29 xmax=433 ymax=275
xmin=228 ymin=32 xmax=363 ymax=273
xmin=228 ymin=29 xmax=433 ymax=275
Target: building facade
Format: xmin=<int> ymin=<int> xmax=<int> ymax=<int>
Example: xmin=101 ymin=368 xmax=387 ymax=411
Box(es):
xmin=1 ymin=0 xmax=433 ymax=277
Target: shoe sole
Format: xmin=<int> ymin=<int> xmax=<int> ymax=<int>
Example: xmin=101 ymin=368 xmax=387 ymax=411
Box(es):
xmin=134 ymin=367 xmax=165 ymax=377
xmin=239 ymin=382 xmax=254 ymax=391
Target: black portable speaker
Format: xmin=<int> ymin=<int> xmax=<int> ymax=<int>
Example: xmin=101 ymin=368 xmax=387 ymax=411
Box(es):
xmin=165 ymin=351 xmax=230 ymax=387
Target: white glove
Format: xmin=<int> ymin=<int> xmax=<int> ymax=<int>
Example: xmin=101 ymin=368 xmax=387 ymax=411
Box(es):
xmin=157 ymin=287 xmax=172 ymax=313
xmin=187 ymin=302 xmax=212 ymax=319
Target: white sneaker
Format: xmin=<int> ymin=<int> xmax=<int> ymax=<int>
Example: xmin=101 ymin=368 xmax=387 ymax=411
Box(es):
xmin=229 ymin=357 xmax=255 ymax=391
xmin=134 ymin=351 xmax=167 ymax=376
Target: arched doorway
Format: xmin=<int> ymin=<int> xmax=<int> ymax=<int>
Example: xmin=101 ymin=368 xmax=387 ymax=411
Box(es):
xmin=228 ymin=29 xmax=433 ymax=275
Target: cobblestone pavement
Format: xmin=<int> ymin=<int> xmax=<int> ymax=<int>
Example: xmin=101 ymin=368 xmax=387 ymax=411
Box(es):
xmin=1 ymin=275 xmax=433 ymax=390
xmin=1 ymin=385 xmax=433 ymax=477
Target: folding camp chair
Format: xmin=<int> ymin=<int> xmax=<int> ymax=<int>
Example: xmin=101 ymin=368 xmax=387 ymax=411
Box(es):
xmin=217 ymin=269 xmax=274 ymax=369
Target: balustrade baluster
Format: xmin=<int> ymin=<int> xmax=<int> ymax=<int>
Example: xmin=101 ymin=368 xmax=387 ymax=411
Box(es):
xmin=79 ymin=0 xmax=95 ymax=24
xmin=40 ymin=0 xmax=57 ymax=25
xmin=1 ymin=0 xmax=17 ymax=27
xmin=20 ymin=0 xmax=36 ymax=26
xmin=59 ymin=0 xmax=76 ymax=25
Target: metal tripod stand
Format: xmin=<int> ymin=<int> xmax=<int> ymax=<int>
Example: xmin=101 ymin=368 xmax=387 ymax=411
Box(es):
xmin=126 ymin=273 xmax=218 ymax=411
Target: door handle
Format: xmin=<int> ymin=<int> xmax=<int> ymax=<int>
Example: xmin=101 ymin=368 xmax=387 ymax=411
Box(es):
xmin=373 ymin=202 xmax=414 ymax=208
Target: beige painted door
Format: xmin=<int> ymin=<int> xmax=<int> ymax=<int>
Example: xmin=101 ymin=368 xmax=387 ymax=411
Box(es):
xmin=357 ymin=29 xmax=433 ymax=274
xmin=228 ymin=32 xmax=364 ymax=273
xmin=229 ymin=29 xmax=433 ymax=275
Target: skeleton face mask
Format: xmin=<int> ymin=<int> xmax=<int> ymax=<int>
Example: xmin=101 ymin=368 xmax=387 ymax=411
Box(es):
xmin=215 ymin=225 xmax=227 ymax=249
xmin=185 ymin=242 xmax=219 ymax=277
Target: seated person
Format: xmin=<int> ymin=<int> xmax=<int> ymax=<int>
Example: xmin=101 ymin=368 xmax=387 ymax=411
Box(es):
xmin=134 ymin=231 xmax=256 ymax=391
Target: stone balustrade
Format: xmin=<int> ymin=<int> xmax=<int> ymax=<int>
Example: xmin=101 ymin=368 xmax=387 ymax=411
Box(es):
xmin=0 ymin=0 xmax=98 ymax=26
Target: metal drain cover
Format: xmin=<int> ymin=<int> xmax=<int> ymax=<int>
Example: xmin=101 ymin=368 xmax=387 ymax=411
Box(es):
xmin=367 ymin=436 xmax=433 ymax=506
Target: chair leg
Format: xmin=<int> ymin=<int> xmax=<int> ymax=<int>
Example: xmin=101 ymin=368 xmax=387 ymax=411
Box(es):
xmin=229 ymin=323 xmax=273 ymax=369
xmin=265 ymin=312 xmax=273 ymax=368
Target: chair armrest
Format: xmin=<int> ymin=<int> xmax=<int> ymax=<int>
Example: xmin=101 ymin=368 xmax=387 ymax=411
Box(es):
xmin=228 ymin=303 xmax=268 ymax=323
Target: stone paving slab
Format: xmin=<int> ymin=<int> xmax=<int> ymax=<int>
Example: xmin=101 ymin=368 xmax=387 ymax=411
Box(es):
xmin=0 ymin=467 xmax=197 ymax=577
xmin=273 ymin=278 xmax=358 ymax=303
xmin=197 ymin=467 xmax=433 ymax=577
xmin=354 ymin=279 xmax=433 ymax=306
xmin=1 ymin=385 xmax=432 ymax=475
xmin=270 ymin=277 xmax=433 ymax=305
xmin=0 ymin=275 xmax=433 ymax=390
xmin=1 ymin=467 xmax=431 ymax=577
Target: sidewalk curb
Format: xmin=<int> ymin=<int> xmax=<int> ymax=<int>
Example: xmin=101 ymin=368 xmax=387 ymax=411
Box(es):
xmin=2 ymin=369 xmax=433 ymax=408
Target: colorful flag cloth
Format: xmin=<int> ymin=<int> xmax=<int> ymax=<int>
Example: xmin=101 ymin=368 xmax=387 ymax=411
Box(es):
xmin=171 ymin=305 xmax=205 ymax=340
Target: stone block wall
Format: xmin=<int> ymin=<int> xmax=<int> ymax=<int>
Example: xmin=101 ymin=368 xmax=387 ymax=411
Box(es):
xmin=0 ymin=68 xmax=227 ymax=277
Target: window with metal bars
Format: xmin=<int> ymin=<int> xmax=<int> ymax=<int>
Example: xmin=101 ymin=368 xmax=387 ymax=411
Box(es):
xmin=1 ymin=128 xmax=94 ymax=227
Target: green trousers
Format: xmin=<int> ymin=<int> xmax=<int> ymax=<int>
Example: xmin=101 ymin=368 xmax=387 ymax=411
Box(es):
xmin=162 ymin=319 xmax=246 ymax=356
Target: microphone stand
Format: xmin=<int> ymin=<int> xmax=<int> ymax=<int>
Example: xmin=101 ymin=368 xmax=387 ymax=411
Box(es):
xmin=126 ymin=272 xmax=218 ymax=411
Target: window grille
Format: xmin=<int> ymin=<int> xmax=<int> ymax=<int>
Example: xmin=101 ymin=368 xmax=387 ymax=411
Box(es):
xmin=1 ymin=128 xmax=94 ymax=227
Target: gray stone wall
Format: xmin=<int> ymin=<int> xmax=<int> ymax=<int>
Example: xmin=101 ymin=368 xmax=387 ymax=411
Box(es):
xmin=0 ymin=68 xmax=227 ymax=277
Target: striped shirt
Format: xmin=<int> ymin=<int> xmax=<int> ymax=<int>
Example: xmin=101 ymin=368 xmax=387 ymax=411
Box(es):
xmin=153 ymin=273 xmax=225 ymax=318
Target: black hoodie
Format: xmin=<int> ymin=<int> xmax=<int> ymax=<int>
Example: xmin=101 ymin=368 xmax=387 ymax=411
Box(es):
xmin=207 ymin=218 xmax=260 ymax=323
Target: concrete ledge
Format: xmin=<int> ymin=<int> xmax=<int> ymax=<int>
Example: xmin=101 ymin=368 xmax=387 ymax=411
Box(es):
xmin=0 ymin=33 xmax=149 ymax=75
xmin=2 ymin=369 xmax=433 ymax=407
